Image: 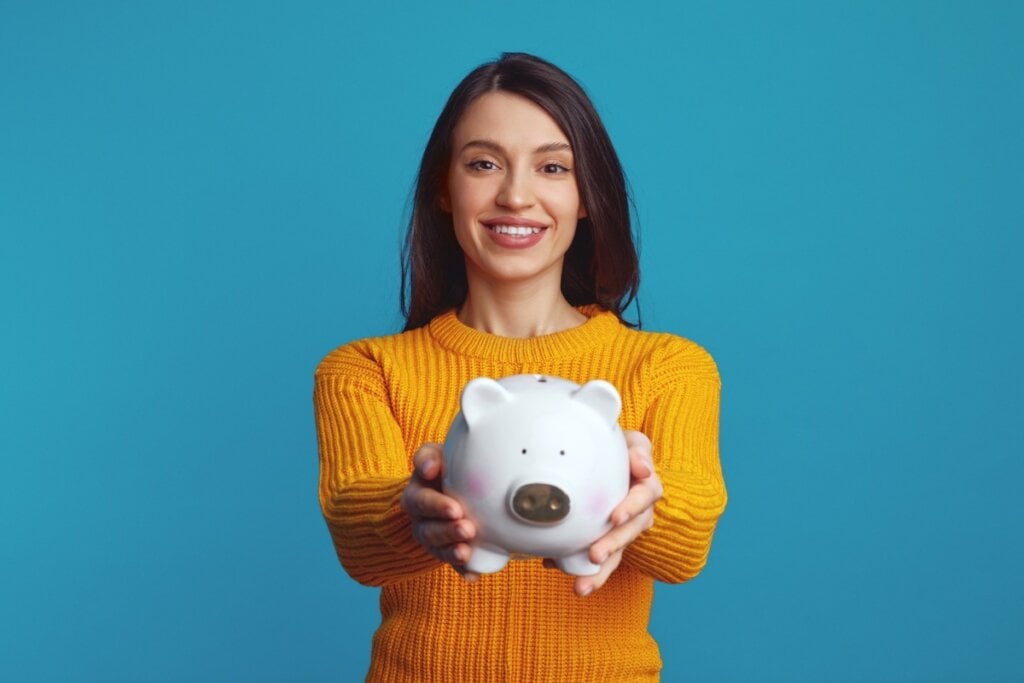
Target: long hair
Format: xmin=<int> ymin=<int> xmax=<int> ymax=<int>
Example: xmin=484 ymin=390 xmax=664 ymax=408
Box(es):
xmin=401 ymin=53 xmax=640 ymax=331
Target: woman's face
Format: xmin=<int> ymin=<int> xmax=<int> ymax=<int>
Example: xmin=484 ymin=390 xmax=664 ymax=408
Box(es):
xmin=444 ymin=91 xmax=586 ymax=289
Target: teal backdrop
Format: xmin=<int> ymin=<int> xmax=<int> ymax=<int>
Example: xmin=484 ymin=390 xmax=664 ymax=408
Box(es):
xmin=2 ymin=1 xmax=1021 ymax=680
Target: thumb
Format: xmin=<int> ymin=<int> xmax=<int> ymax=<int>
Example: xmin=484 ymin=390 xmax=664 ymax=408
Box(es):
xmin=414 ymin=443 xmax=444 ymax=480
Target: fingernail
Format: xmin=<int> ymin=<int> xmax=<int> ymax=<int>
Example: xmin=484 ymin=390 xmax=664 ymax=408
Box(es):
xmin=579 ymin=584 xmax=593 ymax=597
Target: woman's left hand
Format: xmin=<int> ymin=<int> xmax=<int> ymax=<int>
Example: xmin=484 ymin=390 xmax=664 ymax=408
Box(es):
xmin=569 ymin=430 xmax=663 ymax=597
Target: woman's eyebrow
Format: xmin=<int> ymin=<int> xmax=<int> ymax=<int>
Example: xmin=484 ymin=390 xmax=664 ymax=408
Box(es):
xmin=534 ymin=141 xmax=572 ymax=154
xmin=461 ymin=139 xmax=504 ymax=154
xmin=460 ymin=139 xmax=573 ymax=154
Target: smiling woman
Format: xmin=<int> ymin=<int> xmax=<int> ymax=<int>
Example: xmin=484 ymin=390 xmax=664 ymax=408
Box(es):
xmin=443 ymin=92 xmax=588 ymax=331
xmin=314 ymin=53 xmax=727 ymax=682
xmin=401 ymin=53 xmax=639 ymax=334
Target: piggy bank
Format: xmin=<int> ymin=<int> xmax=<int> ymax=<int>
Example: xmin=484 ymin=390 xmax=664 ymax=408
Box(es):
xmin=443 ymin=374 xmax=629 ymax=576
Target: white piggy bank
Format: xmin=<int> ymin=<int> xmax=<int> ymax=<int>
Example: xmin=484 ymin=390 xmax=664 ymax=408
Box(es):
xmin=443 ymin=374 xmax=630 ymax=576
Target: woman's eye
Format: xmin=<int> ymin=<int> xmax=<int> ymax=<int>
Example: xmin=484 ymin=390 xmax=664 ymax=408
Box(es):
xmin=542 ymin=163 xmax=570 ymax=174
xmin=468 ymin=160 xmax=497 ymax=171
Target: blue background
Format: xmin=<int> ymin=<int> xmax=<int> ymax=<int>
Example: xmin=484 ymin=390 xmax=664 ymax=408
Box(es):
xmin=2 ymin=1 xmax=1021 ymax=680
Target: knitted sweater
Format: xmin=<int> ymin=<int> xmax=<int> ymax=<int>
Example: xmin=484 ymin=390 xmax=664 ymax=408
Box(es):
xmin=314 ymin=306 xmax=727 ymax=682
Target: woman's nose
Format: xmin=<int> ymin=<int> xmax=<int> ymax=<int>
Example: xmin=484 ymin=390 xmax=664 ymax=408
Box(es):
xmin=496 ymin=168 xmax=535 ymax=209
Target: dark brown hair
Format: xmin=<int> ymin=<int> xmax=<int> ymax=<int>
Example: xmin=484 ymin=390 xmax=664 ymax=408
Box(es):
xmin=401 ymin=52 xmax=640 ymax=331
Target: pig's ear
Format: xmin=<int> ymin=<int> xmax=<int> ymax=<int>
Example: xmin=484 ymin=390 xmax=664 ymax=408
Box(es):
xmin=572 ymin=380 xmax=621 ymax=427
xmin=461 ymin=377 xmax=513 ymax=427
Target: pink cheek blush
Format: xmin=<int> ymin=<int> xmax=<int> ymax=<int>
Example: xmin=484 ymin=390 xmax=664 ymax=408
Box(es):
xmin=466 ymin=471 xmax=490 ymax=501
xmin=586 ymin=489 xmax=611 ymax=518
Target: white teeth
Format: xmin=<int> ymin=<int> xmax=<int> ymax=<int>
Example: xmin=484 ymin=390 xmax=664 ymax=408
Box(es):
xmin=490 ymin=225 xmax=542 ymax=236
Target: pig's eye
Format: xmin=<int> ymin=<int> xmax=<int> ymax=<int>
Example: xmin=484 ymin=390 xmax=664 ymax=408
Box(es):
xmin=521 ymin=448 xmax=527 ymax=454
xmin=559 ymin=450 xmax=565 ymax=456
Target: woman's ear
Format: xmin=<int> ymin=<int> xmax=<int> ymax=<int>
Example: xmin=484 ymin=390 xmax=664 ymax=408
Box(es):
xmin=577 ymin=204 xmax=588 ymax=219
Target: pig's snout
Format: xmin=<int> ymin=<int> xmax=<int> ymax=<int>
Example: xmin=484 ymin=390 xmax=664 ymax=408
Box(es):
xmin=511 ymin=483 xmax=570 ymax=523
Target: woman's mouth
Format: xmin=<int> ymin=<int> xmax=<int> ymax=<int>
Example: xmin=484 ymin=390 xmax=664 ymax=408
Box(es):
xmin=481 ymin=220 xmax=548 ymax=249
xmin=487 ymin=224 xmax=544 ymax=237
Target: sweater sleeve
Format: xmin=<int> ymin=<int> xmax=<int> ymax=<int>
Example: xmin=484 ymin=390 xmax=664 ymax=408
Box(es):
xmin=314 ymin=343 xmax=441 ymax=586
xmin=622 ymin=337 xmax=728 ymax=583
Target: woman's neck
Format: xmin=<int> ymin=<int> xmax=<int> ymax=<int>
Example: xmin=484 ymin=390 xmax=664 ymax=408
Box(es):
xmin=457 ymin=276 xmax=587 ymax=339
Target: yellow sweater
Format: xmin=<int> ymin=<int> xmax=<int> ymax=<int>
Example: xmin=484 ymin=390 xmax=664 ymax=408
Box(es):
xmin=314 ymin=306 xmax=727 ymax=682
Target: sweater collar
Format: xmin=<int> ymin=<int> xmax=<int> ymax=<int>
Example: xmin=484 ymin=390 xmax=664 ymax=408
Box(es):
xmin=427 ymin=305 xmax=621 ymax=362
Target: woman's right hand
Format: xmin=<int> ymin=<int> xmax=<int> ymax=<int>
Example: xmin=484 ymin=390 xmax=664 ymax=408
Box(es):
xmin=399 ymin=443 xmax=480 ymax=582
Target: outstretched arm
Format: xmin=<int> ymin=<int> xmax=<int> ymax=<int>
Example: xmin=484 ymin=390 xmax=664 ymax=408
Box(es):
xmin=573 ymin=338 xmax=727 ymax=594
xmin=566 ymin=431 xmax=663 ymax=597
xmin=316 ymin=344 xmax=465 ymax=586
xmin=315 ymin=342 xmax=483 ymax=586
xmin=622 ymin=341 xmax=728 ymax=583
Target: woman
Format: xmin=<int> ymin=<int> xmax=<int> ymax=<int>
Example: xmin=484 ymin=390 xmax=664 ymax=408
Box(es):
xmin=314 ymin=53 xmax=727 ymax=682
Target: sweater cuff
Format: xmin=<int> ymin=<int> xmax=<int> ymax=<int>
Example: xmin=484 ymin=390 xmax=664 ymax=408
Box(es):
xmin=323 ymin=477 xmax=441 ymax=586
xmin=622 ymin=470 xmax=727 ymax=583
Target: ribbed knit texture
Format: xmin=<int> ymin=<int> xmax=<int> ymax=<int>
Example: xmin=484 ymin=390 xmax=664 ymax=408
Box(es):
xmin=314 ymin=306 xmax=727 ymax=682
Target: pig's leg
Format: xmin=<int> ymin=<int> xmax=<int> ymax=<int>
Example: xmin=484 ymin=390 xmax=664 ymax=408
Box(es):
xmin=464 ymin=544 xmax=510 ymax=574
xmin=556 ymin=551 xmax=601 ymax=576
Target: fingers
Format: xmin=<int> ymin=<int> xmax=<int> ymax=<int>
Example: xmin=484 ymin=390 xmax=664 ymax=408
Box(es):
xmin=430 ymin=534 xmax=480 ymax=579
xmin=574 ymin=549 xmax=623 ymax=597
xmin=610 ymin=476 xmax=662 ymax=526
xmin=403 ymin=443 xmax=463 ymax=519
xmin=627 ymin=432 xmax=659 ymax=479
xmin=623 ymin=429 xmax=652 ymax=453
xmin=415 ymin=518 xmax=475 ymax=548
xmin=628 ymin=447 xmax=653 ymax=480
xmin=559 ymin=432 xmax=660 ymax=597
xmin=589 ymin=508 xmax=655 ymax=566
xmin=434 ymin=541 xmax=474 ymax=567
xmin=413 ymin=535 xmax=475 ymax=569
xmin=453 ymin=566 xmax=481 ymax=583
xmin=410 ymin=514 xmax=477 ymax=570
xmin=586 ymin=471 xmax=663 ymax=577
xmin=404 ymin=442 xmax=481 ymax=582
xmin=412 ymin=443 xmax=444 ymax=480
xmin=402 ymin=484 xmax=463 ymax=520
xmin=404 ymin=490 xmax=479 ymax=575
xmin=623 ymin=430 xmax=657 ymax=485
